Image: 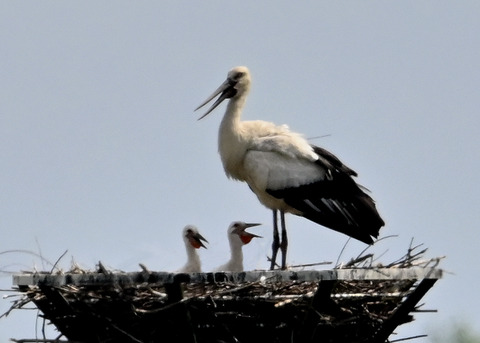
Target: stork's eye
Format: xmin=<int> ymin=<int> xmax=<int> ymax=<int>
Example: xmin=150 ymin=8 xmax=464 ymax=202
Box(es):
xmin=234 ymin=72 xmax=244 ymax=80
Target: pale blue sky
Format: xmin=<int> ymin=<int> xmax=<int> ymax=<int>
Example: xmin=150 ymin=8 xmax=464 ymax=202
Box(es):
xmin=1 ymin=2 xmax=479 ymax=341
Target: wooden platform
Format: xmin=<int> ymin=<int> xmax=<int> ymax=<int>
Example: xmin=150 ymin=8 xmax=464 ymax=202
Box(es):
xmin=12 ymin=267 xmax=442 ymax=343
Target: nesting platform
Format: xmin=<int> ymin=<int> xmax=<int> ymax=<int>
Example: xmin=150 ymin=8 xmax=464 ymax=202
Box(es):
xmin=12 ymin=267 xmax=442 ymax=343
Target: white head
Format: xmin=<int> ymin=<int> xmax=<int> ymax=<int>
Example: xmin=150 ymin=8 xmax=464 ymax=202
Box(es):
xmin=177 ymin=225 xmax=208 ymax=273
xmin=227 ymin=221 xmax=262 ymax=248
xmin=195 ymin=66 xmax=252 ymax=119
xmin=214 ymin=221 xmax=262 ymax=272
xmin=183 ymin=225 xmax=208 ymax=249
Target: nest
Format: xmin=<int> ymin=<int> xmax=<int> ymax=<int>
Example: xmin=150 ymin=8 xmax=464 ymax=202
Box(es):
xmin=4 ymin=242 xmax=443 ymax=343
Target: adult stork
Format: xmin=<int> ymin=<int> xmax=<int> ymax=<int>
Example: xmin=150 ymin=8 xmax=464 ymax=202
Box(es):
xmin=176 ymin=225 xmax=208 ymax=273
xmin=196 ymin=66 xmax=385 ymax=270
xmin=214 ymin=221 xmax=262 ymax=272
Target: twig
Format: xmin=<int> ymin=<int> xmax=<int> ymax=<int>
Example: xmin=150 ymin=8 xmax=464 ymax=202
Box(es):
xmin=50 ymin=250 xmax=68 ymax=273
xmin=35 ymin=238 xmax=46 ymax=271
xmin=385 ymin=239 xmax=428 ymax=268
xmin=288 ymin=261 xmax=332 ymax=269
xmin=344 ymin=254 xmax=374 ymax=268
xmin=0 ymin=250 xmax=54 ymax=267
xmin=335 ymin=237 xmax=352 ymax=268
xmin=336 ymin=235 xmax=398 ymax=268
xmin=10 ymin=340 xmax=72 ymax=343
xmin=389 ymin=334 xmax=428 ymax=342
xmin=139 ymin=263 xmax=150 ymax=273
xmin=307 ymin=134 xmax=331 ymax=141
xmin=0 ymin=297 xmax=32 ymax=319
xmin=109 ymin=322 xmax=144 ymax=343
xmin=97 ymin=261 xmax=111 ymax=275
xmin=266 ymin=256 xmax=280 ymax=269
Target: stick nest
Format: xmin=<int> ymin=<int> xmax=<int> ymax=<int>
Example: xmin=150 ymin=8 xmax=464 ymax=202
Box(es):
xmin=3 ymin=241 xmax=443 ymax=343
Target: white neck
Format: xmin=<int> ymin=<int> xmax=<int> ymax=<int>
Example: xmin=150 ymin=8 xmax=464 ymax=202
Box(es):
xmin=218 ymin=96 xmax=249 ymax=180
xmin=225 ymin=235 xmax=244 ymax=272
xmin=219 ymin=93 xmax=247 ymax=134
xmin=178 ymin=243 xmax=201 ymax=273
xmin=215 ymin=235 xmax=244 ymax=272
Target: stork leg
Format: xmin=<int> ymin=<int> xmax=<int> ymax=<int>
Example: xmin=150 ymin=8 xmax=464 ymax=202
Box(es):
xmin=280 ymin=210 xmax=288 ymax=270
xmin=270 ymin=210 xmax=280 ymax=270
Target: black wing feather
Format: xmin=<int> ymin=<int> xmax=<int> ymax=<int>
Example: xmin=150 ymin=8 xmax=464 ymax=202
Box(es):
xmin=267 ymin=144 xmax=384 ymax=244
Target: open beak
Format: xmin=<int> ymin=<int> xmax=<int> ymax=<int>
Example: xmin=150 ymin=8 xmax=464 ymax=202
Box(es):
xmin=195 ymin=78 xmax=237 ymax=120
xmin=188 ymin=231 xmax=209 ymax=249
xmin=237 ymin=223 xmax=262 ymax=245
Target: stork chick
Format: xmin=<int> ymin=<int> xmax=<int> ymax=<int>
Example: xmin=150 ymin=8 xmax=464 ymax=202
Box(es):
xmin=214 ymin=221 xmax=262 ymax=272
xmin=176 ymin=225 xmax=208 ymax=273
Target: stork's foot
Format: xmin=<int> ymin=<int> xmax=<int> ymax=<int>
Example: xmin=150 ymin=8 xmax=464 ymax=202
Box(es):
xmin=267 ymin=256 xmax=280 ymax=270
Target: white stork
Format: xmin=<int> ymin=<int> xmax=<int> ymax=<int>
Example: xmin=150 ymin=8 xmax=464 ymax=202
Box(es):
xmin=214 ymin=221 xmax=262 ymax=272
xmin=196 ymin=66 xmax=385 ymax=270
xmin=176 ymin=225 xmax=208 ymax=273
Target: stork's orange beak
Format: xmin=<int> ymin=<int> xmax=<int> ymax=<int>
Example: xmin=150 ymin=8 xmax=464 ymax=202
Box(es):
xmin=187 ymin=231 xmax=208 ymax=249
xmin=236 ymin=223 xmax=262 ymax=245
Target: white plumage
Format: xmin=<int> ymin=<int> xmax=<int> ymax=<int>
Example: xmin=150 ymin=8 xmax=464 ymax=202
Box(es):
xmin=176 ymin=225 xmax=208 ymax=273
xmin=214 ymin=221 xmax=261 ymax=272
xmin=196 ymin=66 xmax=384 ymax=270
